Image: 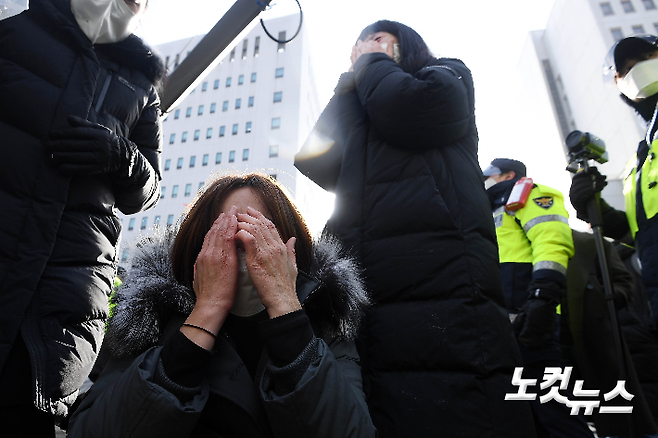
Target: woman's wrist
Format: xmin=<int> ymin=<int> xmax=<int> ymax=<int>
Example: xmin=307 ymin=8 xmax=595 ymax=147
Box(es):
xmin=265 ymin=291 xmax=302 ymax=319
xmin=181 ymin=305 xmax=229 ymax=350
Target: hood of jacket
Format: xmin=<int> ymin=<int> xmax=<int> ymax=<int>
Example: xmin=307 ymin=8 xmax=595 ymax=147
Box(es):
xmin=106 ymin=227 xmax=370 ymax=358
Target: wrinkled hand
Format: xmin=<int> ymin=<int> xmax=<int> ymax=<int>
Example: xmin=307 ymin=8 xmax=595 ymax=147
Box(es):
xmin=513 ymin=297 xmax=558 ymax=347
xmin=193 ymin=206 xmax=240 ymax=314
xmin=44 ymin=115 xmax=135 ymax=175
xmin=235 ymin=206 xmax=299 ymax=318
xmin=569 ymin=167 xmax=607 ymax=221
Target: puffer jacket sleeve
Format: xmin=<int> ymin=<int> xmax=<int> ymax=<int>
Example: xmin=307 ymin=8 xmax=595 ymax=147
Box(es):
xmin=112 ymin=85 xmax=162 ymax=215
xmin=67 ymin=346 xmax=208 ymax=438
xmin=261 ymin=337 xmax=377 ymax=438
xmin=352 ymin=52 xmax=473 ymax=150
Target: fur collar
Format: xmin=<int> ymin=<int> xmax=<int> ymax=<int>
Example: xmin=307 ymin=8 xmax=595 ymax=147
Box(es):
xmin=106 ymin=228 xmax=370 ymax=358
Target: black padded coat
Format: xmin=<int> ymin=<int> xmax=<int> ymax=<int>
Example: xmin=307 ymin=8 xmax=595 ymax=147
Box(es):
xmin=315 ymin=53 xmax=535 ymax=437
xmin=0 ymin=0 xmax=162 ymax=417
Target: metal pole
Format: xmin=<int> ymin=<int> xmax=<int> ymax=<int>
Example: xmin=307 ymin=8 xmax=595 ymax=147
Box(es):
xmin=160 ymin=0 xmax=272 ymax=113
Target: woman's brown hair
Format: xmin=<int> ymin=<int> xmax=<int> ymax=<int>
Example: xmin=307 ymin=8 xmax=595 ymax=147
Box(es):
xmin=171 ymin=172 xmax=313 ymax=290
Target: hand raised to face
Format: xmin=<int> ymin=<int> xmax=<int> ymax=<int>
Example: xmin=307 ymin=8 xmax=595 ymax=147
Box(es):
xmin=235 ymin=206 xmax=300 ymax=318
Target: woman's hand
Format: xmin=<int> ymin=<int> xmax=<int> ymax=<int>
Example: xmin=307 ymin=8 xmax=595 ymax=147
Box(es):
xmin=349 ymin=39 xmax=390 ymax=71
xmin=235 ymin=206 xmax=300 ymax=318
xmin=181 ymin=206 xmax=239 ymax=350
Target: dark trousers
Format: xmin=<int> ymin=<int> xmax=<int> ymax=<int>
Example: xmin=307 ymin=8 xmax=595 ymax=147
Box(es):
xmin=0 ymin=335 xmax=56 ymax=438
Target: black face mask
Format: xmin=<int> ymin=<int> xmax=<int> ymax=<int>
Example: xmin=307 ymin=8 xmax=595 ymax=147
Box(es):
xmin=620 ymin=92 xmax=658 ymax=122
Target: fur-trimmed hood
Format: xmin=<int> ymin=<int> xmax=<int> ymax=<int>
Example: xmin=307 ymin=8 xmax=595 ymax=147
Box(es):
xmin=106 ymin=227 xmax=370 ymax=358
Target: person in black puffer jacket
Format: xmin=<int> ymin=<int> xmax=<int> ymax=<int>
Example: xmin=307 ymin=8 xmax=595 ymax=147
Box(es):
xmin=297 ymin=20 xmax=535 ymax=438
xmin=67 ymin=172 xmax=376 ymax=438
xmin=0 ymin=0 xmax=163 ymax=435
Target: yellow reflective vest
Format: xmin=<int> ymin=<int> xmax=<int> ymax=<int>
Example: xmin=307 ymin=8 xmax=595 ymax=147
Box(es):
xmin=493 ymin=183 xmax=574 ymax=310
xmin=623 ymin=139 xmax=658 ymax=237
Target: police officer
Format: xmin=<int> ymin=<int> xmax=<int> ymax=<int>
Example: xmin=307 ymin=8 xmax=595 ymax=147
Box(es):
xmin=570 ymin=34 xmax=658 ymax=330
xmin=484 ymin=158 xmax=594 ymax=438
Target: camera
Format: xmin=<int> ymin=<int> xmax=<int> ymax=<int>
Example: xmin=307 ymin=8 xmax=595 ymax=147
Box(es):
xmin=565 ymin=130 xmax=608 ymax=173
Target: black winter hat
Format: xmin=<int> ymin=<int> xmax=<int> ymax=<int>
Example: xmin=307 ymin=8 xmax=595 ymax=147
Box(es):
xmin=482 ymin=158 xmax=527 ymax=178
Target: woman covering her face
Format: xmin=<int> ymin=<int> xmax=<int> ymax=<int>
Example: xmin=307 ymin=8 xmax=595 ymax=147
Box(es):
xmin=67 ymin=172 xmax=376 ymax=438
xmin=297 ymin=20 xmax=536 ymax=438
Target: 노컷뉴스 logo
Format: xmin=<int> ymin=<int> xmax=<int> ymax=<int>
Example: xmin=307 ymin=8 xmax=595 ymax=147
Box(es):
xmin=505 ymin=367 xmax=633 ymax=415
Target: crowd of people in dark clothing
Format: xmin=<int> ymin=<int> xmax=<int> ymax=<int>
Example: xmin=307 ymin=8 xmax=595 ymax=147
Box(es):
xmin=1 ymin=0 xmax=658 ymax=437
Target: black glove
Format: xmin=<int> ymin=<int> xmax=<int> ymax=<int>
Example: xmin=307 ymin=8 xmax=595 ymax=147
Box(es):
xmin=513 ymin=289 xmax=560 ymax=347
xmin=569 ymin=167 xmax=607 ymax=221
xmin=44 ymin=115 xmax=136 ymax=176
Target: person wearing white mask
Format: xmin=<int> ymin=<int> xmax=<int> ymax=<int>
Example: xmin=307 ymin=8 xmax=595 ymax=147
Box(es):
xmin=0 ymin=0 xmax=163 ymax=435
xmin=570 ymin=35 xmax=658 ymax=338
xmin=67 ymin=172 xmax=376 ymax=438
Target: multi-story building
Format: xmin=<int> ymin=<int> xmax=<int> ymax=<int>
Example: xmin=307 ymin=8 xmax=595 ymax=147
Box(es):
xmin=517 ymin=0 xmax=658 ymax=211
xmin=117 ymin=14 xmax=328 ymax=267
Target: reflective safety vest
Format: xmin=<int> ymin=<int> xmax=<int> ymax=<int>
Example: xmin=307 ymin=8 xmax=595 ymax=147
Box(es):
xmin=493 ymin=183 xmax=574 ymax=311
xmin=623 ymin=138 xmax=658 ymax=237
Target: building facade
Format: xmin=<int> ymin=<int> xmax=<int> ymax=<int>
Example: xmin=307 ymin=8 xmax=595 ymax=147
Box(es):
xmin=117 ymin=14 xmax=328 ymax=267
xmin=518 ymin=0 xmax=658 ymax=210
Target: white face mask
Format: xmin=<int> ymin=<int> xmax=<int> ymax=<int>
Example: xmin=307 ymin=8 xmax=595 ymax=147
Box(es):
xmin=380 ymin=43 xmax=402 ymax=64
xmin=617 ymin=57 xmax=658 ymax=101
xmin=70 ymin=0 xmax=143 ymax=45
xmin=230 ymin=249 xmax=265 ymax=317
xmin=484 ymin=177 xmax=498 ymax=190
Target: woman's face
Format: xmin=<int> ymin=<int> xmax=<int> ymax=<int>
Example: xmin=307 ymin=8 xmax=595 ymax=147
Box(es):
xmin=362 ymin=31 xmax=398 ymax=52
xmin=219 ymin=187 xmax=271 ymax=218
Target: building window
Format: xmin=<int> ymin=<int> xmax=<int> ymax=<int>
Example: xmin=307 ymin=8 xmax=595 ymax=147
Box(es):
xmin=235 ymin=98 xmax=241 ymax=109
xmin=273 ymin=91 xmax=282 ymax=103
xmin=229 ymin=150 xmax=235 ymax=163
xmin=121 ymin=248 xmax=129 ymax=262
xmin=271 ymin=117 xmax=281 ymax=129
xmin=215 ymin=152 xmax=222 ymax=164
xmin=226 ymin=77 xmax=232 ymax=87
xmin=181 ymin=131 xmax=188 ymax=143
xmin=174 ymin=109 xmax=180 ymax=119
xmin=177 ymin=157 xmax=183 ymax=169
xmin=184 ymin=183 xmax=192 ymax=197
xmin=154 ymin=215 xmax=161 ymax=226
xmin=632 ymin=24 xmax=645 ymax=33
xmin=241 ymin=39 xmax=248 ymax=59
xmin=214 ymin=79 xmax=219 ymax=89
xmin=210 ymin=103 xmax=216 ymax=113
xmin=202 ymin=81 xmax=208 ymax=92
xmin=232 ymin=124 xmax=238 ymax=135
xmin=242 ymin=149 xmax=249 ymax=161
xmin=230 ymin=48 xmax=235 ymax=62
xmin=202 ymin=154 xmax=209 ymax=166
xmin=198 ymin=182 xmax=204 ymax=190
xmin=254 ymin=36 xmax=260 ymax=57
xmin=194 ymin=129 xmax=200 ymax=141
xmin=198 ymin=105 xmax=204 ymax=115
xmin=219 ymin=125 xmax=225 ymax=137
xmin=251 ymin=72 xmax=257 ymax=83
xmin=269 ymin=145 xmax=279 ymax=158
xmin=248 ymin=96 xmax=254 ymax=107
xmin=140 ymin=216 xmax=148 ymax=230
xmin=164 ymin=159 xmax=171 ymax=171
xmin=245 ymin=121 xmax=252 ymax=133
xmin=611 ymin=27 xmax=624 ymax=41
xmin=277 ymin=31 xmax=286 ymax=52
xmin=600 ymin=2 xmax=614 ymax=15
xmin=161 ymin=186 xmax=166 ymax=198
xmin=621 ymin=0 xmax=635 ymax=12
xmin=238 ymin=74 xmax=244 ymax=85
xmin=174 ymin=53 xmax=180 ymax=68
xmin=644 ymin=0 xmax=656 ymax=9
xmin=167 ymin=214 xmax=174 ymax=226
xmin=189 ymin=156 xmax=196 ymax=168
xmin=222 ymin=101 xmax=229 ymax=112
xmin=172 ymin=185 xmax=179 ymax=198
xmin=206 ymin=127 xmax=213 ymax=139
xmin=169 ymin=133 xmax=175 ymax=144
xmin=186 ymin=107 xmax=192 ymax=117
xmin=128 ymin=218 xmax=135 ymax=230
xmin=275 ymin=67 xmax=284 ymax=78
